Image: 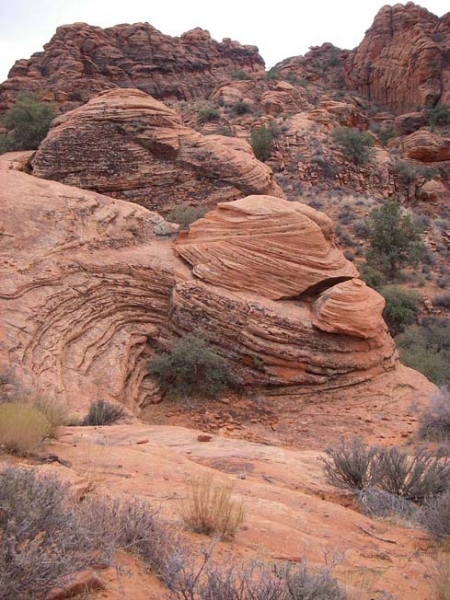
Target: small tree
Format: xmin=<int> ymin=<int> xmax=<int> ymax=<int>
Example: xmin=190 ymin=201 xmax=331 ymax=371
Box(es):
xmin=250 ymin=126 xmax=273 ymax=162
xmin=2 ymin=93 xmax=55 ymax=151
xmin=366 ymin=200 xmax=425 ymax=278
xmin=333 ymin=127 xmax=374 ymax=165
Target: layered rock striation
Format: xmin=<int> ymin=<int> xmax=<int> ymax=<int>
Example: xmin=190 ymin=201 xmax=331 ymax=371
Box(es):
xmin=0 ymin=22 xmax=264 ymax=112
xmin=31 ymin=89 xmax=283 ymax=212
xmin=0 ymin=153 xmax=396 ymax=411
xmin=345 ymin=2 xmax=450 ymax=114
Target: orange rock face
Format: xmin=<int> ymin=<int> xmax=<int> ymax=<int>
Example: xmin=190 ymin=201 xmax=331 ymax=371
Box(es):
xmin=175 ymin=195 xmax=358 ymax=300
xmin=401 ymin=129 xmax=450 ymax=162
xmin=0 ymin=154 xmax=397 ymax=409
xmin=0 ymin=23 xmax=264 ymax=112
xmin=346 ymin=3 xmax=450 ymax=114
xmin=32 ymin=89 xmax=283 ymax=213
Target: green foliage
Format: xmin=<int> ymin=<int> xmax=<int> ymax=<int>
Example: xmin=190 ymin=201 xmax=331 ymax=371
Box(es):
xmin=250 ymin=125 xmax=274 ymax=162
xmin=82 ymin=399 xmax=125 ymax=426
xmin=366 ymin=200 xmax=425 ymax=278
xmin=197 ymin=105 xmax=221 ymax=124
xmin=167 ymin=203 xmax=208 ymax=229
xmin=0 ymin=403 xmax=51 ymax=455
xmin=358 ymin=263 xmax=386 ymax=290
xmin=332 ymin=127 xmax=374 ymax=165
xmin=380 ymin=286 xmax=421 ymax=335
xmin=426 ymin=104 xmax=450 ymax=128
xmin=397 ymin=319 xmax=450 ymax=386
xmin=231 ymin=101 xmax=252 ymax=116
xmin=2 ymin=93 xmax=56 ymax=151
xmin=265 ymin=66 xmax=280 ymax=80
xmin=148 ymin=333 xmax=233 ymax=399
xmin=233 ymin=70 xmax=252 ymax=80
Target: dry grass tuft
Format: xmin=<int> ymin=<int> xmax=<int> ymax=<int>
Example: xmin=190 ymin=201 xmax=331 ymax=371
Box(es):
xmin=180 ymin=473 xmax=245 ymax=540
xmin=0 ymin=402 xmax=51 ymax=455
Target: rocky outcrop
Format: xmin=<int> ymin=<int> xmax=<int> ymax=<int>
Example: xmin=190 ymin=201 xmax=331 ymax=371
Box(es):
xmin=345 ymin=3 xmax=450 ymax=114
xmin=0 ymin=22 xmax=264 ymax=113
xmin=175 ymin=196 xmax=358 ymax=299
xmin=401 ymin=129 xmax=450 ymax=162
xmin=32 ymin=89 xmax=283 ymax=213
xmin=0 ymin=153 xmax=397 ymax=410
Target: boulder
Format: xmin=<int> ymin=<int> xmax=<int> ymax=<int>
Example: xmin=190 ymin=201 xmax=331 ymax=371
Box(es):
xmin=401 ymin=130 xmax=450 ymax=162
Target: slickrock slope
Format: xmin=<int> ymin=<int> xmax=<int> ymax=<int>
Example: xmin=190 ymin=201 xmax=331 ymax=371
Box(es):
xmin=0 ymin=22 xmax=264 ymax=112
xmin=175 ymin=196 xmax=358 ymax=299
xmin=345 ymin=2 xmax=450 ymax=114
xmin=31 ymin=89 xmax=283 ymax=212
xmin=0 ymin=152 xmax=397 ymax=409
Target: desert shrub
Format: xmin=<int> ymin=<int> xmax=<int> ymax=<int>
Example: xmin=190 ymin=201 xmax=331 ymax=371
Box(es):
xmin=231 ymin=101 xmax=252 ymax=116
xmin=148 ymin=333 xmax=233 ymax=399
xmin=332 ymin=127 xmax=374 ymax=165
xmin=266 ymin=67 xmax=280 ymax=80
xmin=358 ymin=263 xmax=386 ymax=290
xmin=167 ymin=203 xmax=208 ymax=229
xmin=33 ymin=396 xmax=69 ymax=437
xmin=426 ymin=104 xmax=450 ymax=128
xmin=82 ymin=399 xmax=125 ymax=426
xmin=422 ymin=493 xmax=450 ymax=540
xmin=198 ymin=106 xmax=220 ymax=124
xmin=250 ymin=125 xmax=274 ymax=162
xmin=379 ymin=286 xmax=421 ymax=335
xmin=180 ymin=473 xmax=245 ymax=540
xmin=353 ymin=219 xmax=370 ymax=239
xmin=323 ymin=437 xmax=380 ymax=491
xmin=357 ymin=487 xmax=418 ymax=520
xmin=378 ymin=126 xmax=397 ymax=146
xmin=2 ymin=92 xmax=56 ymax=151
xmin=435 ymin=291 xmax=450 ymax=308
xmin=233 ymin=70 xmax=252 ymax=80
xmin=418 ymin=390 xmax=450 ymax=442
xmin=397 ymin=319 xmax=450 ymax=386
xmin=0 ymin=133 xmax=13 ymax=153
xmin=0 ymin=402 xmax=50 ymax=455
xmin=280 ymin=562 xmax=347 ymax=600
xmin=375 ymin=446 xmax=450 ymax=503
xmin=366 ymin=200 xmax=425 ymax=278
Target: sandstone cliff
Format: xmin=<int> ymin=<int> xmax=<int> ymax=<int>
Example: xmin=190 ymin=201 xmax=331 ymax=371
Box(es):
xmin=0 ymin=22 xmax=264 ymax=113
xmin=31 ymin=89 xmax=283 ymax=213
xmin=0 ymin=153 xmax=396 ymax=411
xmin=345 ymin=2 xmax=450 ymax=114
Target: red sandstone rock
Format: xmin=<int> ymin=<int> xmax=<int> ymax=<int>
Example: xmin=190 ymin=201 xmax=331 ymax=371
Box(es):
xmin=46 ymin=569 xmax=105 ymax=600
xmin=0 ymin=23 xmax=264 ymax=113
xmin=32 ymin=89 xmax=283 ymax=213
xmin=346 ymin=3 xmax=450 ymax=114
xmin=401 ymin=129 xmax=450 ymax=162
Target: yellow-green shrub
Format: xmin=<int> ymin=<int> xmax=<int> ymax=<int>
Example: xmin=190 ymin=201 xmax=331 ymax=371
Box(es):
xmin=0 ymin=403 xmax=50 ymax=455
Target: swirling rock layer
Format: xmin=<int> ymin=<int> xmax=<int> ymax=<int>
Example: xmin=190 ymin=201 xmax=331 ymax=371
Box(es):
xmin=32 ymin=89 xmax=283 ymax=213
xmin=175 ymin=196 xmax=358 ymax=300
xmin=0 ymin=156 xmax=396 ymax=410
xmin=0 ymin=22 xmax=264 ymax=112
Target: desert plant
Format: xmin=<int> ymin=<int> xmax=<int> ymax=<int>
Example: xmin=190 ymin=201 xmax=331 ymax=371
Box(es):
xmin=2 ymin=92 xmax=56 ymax=150
xmin=167 ymin=203 xmax=208 ymax=229
xmin=358 ymin=263 xmax=386 ymax=290
xmin=418 ymin=390 xmax=450 ymax=441
xmin=231 ymin=101 xmax=252 ymax=116
xmin=233 ymin=70 xmax=252 ymax=80
xmin=0 ymin=402 xmax=51 ymax=455
xmin=250 ymin=125 xmax=274 ymax=162
xmin=426 ymin=104 xmax=450 ymax=128
xmin=180 ymin=473 xmax=245 ymax=540
xmin=366 ymin=200 xmax=425 ymax=279
xmin=422 ymin=493 xmax=450 ymax=542
xmin=279 ymin=562 xmax=347 ymax=600
xmin=82 ymin=399 xmax=125 ymax=426
xmin=33 ymin=395 xmax=68 ymax=437
xmin=332 ymin=127 xmax=374 ymax=165
xmin=435 ymin=291 xmax=450 ymax=308
xmin=198 ymin=106 xmax=221 ymax=124
xmin=380 ymin=286 xmax=421 ymax=335
xmin=148 ymin=333 xmax=233 ymax=400
xmin=323 ymin=437 xmax=380 ymax=491
xmin=357 ymin=486 xmax=418 ymax=520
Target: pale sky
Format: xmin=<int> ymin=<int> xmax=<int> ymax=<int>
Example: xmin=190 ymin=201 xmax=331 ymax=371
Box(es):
xmin=0 ymin=0 xmax=448 ymax=83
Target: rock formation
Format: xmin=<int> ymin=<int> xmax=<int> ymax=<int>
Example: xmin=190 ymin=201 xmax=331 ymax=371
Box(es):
xmin=31 ymin=89 xmax=283 ymax=213
xmin=345 ymin=2 xmax=450 ymax=114
xmin=0 ymin=152 xmax=396 ymax=411
xmin=0 ymin=22 xmax=264 ymax=112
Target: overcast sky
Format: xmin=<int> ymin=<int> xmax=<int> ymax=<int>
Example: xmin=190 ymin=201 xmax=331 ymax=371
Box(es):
xmin=0 ymin=1 xmax=448 ymax=83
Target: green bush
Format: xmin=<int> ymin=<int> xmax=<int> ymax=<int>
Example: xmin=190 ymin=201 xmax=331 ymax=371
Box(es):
xmin=167 ymin=203 xmax=208 ymax=229
xmin=366 ymin=200 xmax=425 ymax=278
xmin=332 ymin=127 xmax=374 ymax=165
xmin=233 ymin=70 xmax=252 ymax=80
xmin=358 ymin=263 xmax=386 ymax=290
xmin=426 ymin=104 xmax=450 ymax=128
xmin=2 ymin=93 xmax=56 ymax=151
xmin=197 ymin=106 xmax=220 ymax=124
xmin=148 ymin=333 xmax=233 ymax=400
xmin=82 ymin=399 xmax=125 ymax=426
xmin=250 ymin=125 xmax=274 ymax=162
xmin=380 ymin=286 xmax=421 ymax=335
xmin=231 ymin=101 xmax=252 ymax=116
